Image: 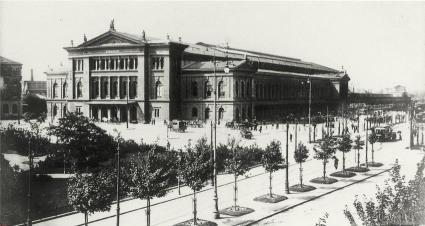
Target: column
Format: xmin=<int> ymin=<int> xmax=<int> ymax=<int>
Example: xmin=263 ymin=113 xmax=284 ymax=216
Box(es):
xmin=117 ymin=77 xmax=121 ymax=99
xmin=107 ymin=107 xmax=111 ymax=121
xmin=98 ymin=107 xmax=101 ymax=120
xmin=117 ymin=107 xmax=121 ymax=121
xmin=89 ymin=106 xmax=92 ymax=119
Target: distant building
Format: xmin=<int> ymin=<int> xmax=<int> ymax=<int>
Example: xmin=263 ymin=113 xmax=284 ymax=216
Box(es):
xmin=22 ymin=69 xmax=47 ymax=116
xmin=0 ymin=56 xmax=22 ymax=120
xmin=46 ymin=23 xmax=350 ymax=123
xmin=384 ymin=85 xmax=407 ymax=97
xmin=22 ymin=69 xmax=47 ymax=97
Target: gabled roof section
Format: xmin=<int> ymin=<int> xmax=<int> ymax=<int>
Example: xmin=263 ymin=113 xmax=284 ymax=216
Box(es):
xmin=76 ymin=30 xmax=147 ymax=48
xmin=0 ymin=56 xmax=22 ymax=65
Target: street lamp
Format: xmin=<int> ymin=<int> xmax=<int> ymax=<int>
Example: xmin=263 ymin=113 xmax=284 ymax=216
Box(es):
xmin=212 ymin=46 xmax=220 ymax=219
xmin=27 ymin=134 xmax=32 ymax=226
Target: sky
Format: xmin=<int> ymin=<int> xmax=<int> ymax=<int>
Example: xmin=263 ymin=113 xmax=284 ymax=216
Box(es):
xmin=0 ymin=1 xmax=424 ymax=93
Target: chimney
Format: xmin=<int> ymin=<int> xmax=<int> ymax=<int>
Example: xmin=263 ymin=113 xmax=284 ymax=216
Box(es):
xmin=178 ymin=37 xmax=182 ymax=42
xmin=166 ymin=34 xmax=170 ymax=40
xmin=71 ymin=40 xmax=74 ymax=47
xmin=30 ymin=69 xmax=34 ymax=81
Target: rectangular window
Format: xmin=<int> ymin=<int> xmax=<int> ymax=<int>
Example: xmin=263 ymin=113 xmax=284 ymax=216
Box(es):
xmin=154 ymin=108 xmax=160 ymax=118
xmin=76 ymin=106 xmax=81 ymax=113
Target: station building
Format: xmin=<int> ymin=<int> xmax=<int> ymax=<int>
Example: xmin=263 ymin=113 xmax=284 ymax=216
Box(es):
xmin=1 ymin=56 xmax=22 ymax=120
xmin=46 ymin=23 xmax=349 ymax=123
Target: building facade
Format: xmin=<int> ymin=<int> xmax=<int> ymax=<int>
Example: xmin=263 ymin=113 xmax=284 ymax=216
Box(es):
xmin=0 ymin=56 xmax=22 ymax=120
xmin=46 ymin=24 xmax=349 ymax=123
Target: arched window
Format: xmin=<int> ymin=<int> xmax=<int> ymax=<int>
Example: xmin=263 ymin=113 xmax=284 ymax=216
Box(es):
xmin=192 ymin=81 xmax=198 ymax=97
xmin=155 ymin=81 xmax=162 ymax=98
xmin=62 ymin=82 xmax=68 ymax=98
xmin=77 ymin=82 xmax=83 ymax=98
xmin=53 ymin=83 xmax=58 ymax=98
xmin=218 ymin=108 xmax=224 ymax=120
xmin=235 ymin=81 xmax=239 ymax=97
xmin=53 ymin=105 xmax=58 ymax=117
xmin=112 ymin=81 xmax=118 ymax=98
xmin=218 ymin=81 xmax=225 ymax=97
xmin=2 ymin=104 xmax=9 ymax=114
xmin=204 ymin=81 xmax=212 ymax=98
xmin=12 ymin=104 xmax=18 ymax=114
xmin=205 ymin=108 xmax=210 ymax=120
xmin=241 ymin=82 xmax=245 ymax=98
xmin=192 ymin=107 xmax=198 ymax=117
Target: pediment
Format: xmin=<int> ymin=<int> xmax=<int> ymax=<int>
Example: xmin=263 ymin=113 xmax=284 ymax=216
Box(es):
xmin=78 ymin=31 xmax=143 ymax=48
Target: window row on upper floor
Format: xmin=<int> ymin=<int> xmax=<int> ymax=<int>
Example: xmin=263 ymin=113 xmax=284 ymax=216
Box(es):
xmin=89 ymin=57 xmax=138 ymax=71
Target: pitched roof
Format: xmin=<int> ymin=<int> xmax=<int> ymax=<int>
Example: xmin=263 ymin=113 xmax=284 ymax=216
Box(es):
xmin=182 ymin=60 xmax=245 ymax=71
xmin=0 ymin=56 xmax=22 ymax=65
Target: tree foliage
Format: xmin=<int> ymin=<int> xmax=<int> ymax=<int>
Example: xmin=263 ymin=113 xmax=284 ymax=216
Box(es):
xmin=224 ymin=138 xmax=250 ymax=177
xmin=262 ymin=140 xmax=285 ymax=173
xmin=180 ymin=138 xmax=212 ymax=192
xmin=338 ymin=133 xmax=352 ymax=154
xmin=294 ymin=142 xmax=309 ymax=164
xmin=129 ymin=144 xmax=173 ymax=200
xmin=345 ymin=157 xmax=425 ymax=225
xmin=48 ymin=112 xmax=115 ymax=169
xmin=67 ymin=171 xmax=114 ymax=225
xmin=313 ymin=134 xmax=337 ymax=162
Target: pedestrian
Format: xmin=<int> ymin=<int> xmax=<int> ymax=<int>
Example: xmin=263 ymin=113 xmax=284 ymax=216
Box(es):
xmin=332 ymin=156 xmax=339 ymax=170
xmin=259 ymin=126 xmax=262 ymax=133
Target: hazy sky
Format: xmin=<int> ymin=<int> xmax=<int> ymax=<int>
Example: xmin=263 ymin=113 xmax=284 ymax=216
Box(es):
xmin=1 ymin=1 xmax=424 ymax=93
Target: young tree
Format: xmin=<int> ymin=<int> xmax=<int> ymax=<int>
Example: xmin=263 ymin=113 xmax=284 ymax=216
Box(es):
xmin=180 ymin=138 xmax=212 ymax=225
xmin=129 ymin=144 xmax=173 ymax=226
xmin=312 ymin=133 xmax=337 ymax=182
xmin=294 ymin=142 xmax=309 ymax=187
xmin=353 ymin=135 xmax=365 ymax=168
xmin=368 ymin=132 xmax=378 ymax=164
xmin=224 ymin=138 xmax=250 ymax=210
xmin=67 ymin=171 xmax=114 ymax=226
xmin=261 ymin=140 xmax=285 ymax=197
xmin=338 ymin=133 xmax=352 ymax=173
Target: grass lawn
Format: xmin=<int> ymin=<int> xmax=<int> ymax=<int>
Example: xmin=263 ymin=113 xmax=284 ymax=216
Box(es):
xmin=1 ymin=175 xmax=71 ymax=225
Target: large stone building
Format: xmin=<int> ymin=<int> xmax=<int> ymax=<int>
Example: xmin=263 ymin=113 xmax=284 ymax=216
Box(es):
xmin=0 ymin=56 xmax=22 ymax=120
xmin=46 ymin=23 xmax=349 ymax=123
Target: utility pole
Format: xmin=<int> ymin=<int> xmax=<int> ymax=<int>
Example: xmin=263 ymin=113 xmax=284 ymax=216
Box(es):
xmin=27 ymin=135 xmax=32 ymax=226
xmin=365 ymin=115 xmax=369 ymax=168
xmin=285 ymin=123 xmax=289 ymax=194
xmin=116 ymin=141 xmax=121 ymax=226
xmin=126 ymin=92 xmax=129 ymax=129
xmin=212 ymin=47 xmax=219 ymax=219
xmin=308 ymin=76 xmax=312 ymax=143
xmin=410 ymin=102 xmax=414 ymax=148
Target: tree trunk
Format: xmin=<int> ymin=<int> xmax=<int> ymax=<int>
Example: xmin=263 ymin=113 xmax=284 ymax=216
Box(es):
xmin=269 ymin=171 xmax=273 ymax=197
xmin=342 ymin=152 xmax=346 ymax=173
xmin=233 ymin=174 xmax=238 ymax=210
xmin=146 ymin=197 xmax=151 ymax=226
xmin=357 ymin=149 xmax=360 ymax=168
xmin=84 ymin=212 xmax=88 ymax=226
xmin=299 ymin=162 xmax=303 ymax=187
xmin=323 ymin=160 xmax=327 ymax=180
xmin=193 ymin=190 xmax=197 ymax=225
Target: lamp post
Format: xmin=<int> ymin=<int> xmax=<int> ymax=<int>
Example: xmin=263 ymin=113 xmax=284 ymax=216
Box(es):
xmin=285 ymin=123 xmax=289 ymax=194
xmin=27 ymin=135 xmax=32 ymax=226
xmin=116 ymin=140 xmax=121 ymax=226
xmin=212 ymin=46 xmax=220 ymax=219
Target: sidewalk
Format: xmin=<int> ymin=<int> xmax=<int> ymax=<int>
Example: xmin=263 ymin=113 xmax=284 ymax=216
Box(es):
xmin=34 ymin=122 xmax=418 ymax=226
